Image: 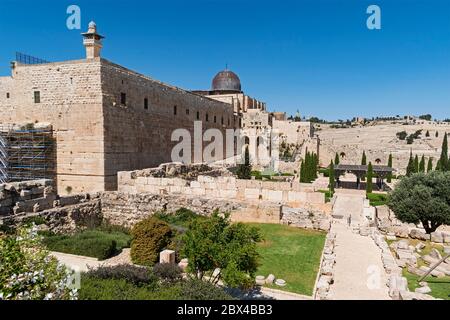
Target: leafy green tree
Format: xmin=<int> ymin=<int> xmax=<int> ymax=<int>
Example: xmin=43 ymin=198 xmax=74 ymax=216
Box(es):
xmin=361 ymin=151 xmax=367 ymax=181
xmin=387 ymin=154 xmax=393 ymax=183
xmin=329 ymin=160 xmax=335 ymax=195
xmin=427 ymin=157 xmax=433 ymax=172
xmin=396 ymin=131 xmax=407 ymax=140
xmin=388 ymin=171 xmax=450 ymax=233
xmin=183 ymin=211 xmax=261 ymax=289
xmin=366 ymin=162 xmax=373 ymax=194
xmin=419 ymin=155 xmax=425 ymax=173
xmin=438 ymin=133 xmax=448 ymax=171
xmin=236 ymin=146 xmax=252 ymax=179
xmin=334 ymin=152 xmax=340 ymax=165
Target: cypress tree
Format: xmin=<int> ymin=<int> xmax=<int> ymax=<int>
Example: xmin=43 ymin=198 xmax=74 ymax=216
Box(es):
xmin=237 ymin=146 xmax=251 ymax=179
xmin=361 ymin=151 xmax=367 ymax=181
xmin=426 ymin=130 xmax=430 ymax=137
xmin=387 ymin=154 xmax=393 ymax=183
xmin=299 ymin=160 xmax=305 ymax=182
xmin=436 ymin=159 xmax=442 ymax=171
xmin=427 ymin=157 xmax=433 ymax=172
xmin=329 ymin=160 xmax=335 ymax=195
xmin=361 ymin=151 xmax=367 ymax=165
xmin=334 ymin=152 xmax=340 ymax=165
xmin=414 ymin=154 xmax=419 ymax=173
xmin=305 ymin=152 xmax=312 ymax=182
xmin=436 ymin=131 xmax=439 ymax=138
xmin=438 ymin=133 xmax=448 ymax=171
xmin=366 ymin=162 xmax=373 ymax=194
xmin=419 ymin=155 xmax=425 ymax=173
xmin=406 ymin=151 xmax=415 ymax=176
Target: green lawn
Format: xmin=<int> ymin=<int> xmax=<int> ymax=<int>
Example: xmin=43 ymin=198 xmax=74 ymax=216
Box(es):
xmin=403 ymin=269 xmax=450 ymax=300
xmin=367 ymin=192 xmax=389 ymax=207
xmin=247 ymin=223 xmax=326 ymax=296
xmin=386 ymin=238 xmax=450 ymax=300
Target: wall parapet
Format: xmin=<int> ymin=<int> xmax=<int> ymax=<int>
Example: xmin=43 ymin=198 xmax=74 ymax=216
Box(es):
xmin=118 ymin=166 xmax=325 ymax=206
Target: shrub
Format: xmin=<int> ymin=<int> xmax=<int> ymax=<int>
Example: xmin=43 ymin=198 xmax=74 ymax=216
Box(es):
xmin=85 ymin=264 xmax=157 ymax=287
xmin=41 ymin=229 xmax=131 ymax=260
xmin=154 ymin=208 xmax=204 ymax=229
xmin=180 ymin=278 xmax=234 ymax=300
xmin=153 ymin=263 xmax=182 ymax=283
xmin=130 ymin=217 xmax=173 ymax=266
xmin=22 ymin=215 xmax=47 ymax=226
xmin=0 ymin=225 xmax=77 ymax=300
xmin=79 ymin=277 xmax=156 ymax=300
xmin=43 ymin=234 xmax=117 ymax=260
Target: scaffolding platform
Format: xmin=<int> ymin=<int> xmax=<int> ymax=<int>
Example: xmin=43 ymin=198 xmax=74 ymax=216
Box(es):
xmin=0 ymin=124 xmax=55 ymax=184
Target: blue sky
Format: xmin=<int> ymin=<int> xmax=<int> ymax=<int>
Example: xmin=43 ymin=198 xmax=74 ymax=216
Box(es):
xmin=0 ymin=0 xmax=449 ymax=120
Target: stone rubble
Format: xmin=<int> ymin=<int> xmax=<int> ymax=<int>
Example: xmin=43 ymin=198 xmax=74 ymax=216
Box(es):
xmin=315 ymin=232 xmax=336 ymax=300
xmin=370 ymin=228 xmax=437 ymax=300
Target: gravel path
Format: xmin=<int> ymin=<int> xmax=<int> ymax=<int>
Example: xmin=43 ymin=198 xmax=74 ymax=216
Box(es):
xmin=329 ymin=193 xmax=391 ymax=300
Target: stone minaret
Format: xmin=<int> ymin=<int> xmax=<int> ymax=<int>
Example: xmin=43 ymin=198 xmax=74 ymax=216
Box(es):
xmin=82 ymin=21 xmax=104 ymax=59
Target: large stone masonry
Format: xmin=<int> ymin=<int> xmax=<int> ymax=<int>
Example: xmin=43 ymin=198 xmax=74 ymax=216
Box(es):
xmin=118 ymin=164 xmax=326 ymax=207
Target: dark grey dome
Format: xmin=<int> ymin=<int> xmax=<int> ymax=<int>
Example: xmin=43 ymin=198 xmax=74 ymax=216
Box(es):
xmin=212 ymin=70 xmax=242 ymax=92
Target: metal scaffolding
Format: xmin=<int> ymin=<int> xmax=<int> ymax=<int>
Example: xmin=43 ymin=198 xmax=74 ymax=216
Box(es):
xmin=0 ymin=124 xmax=55 ymax=184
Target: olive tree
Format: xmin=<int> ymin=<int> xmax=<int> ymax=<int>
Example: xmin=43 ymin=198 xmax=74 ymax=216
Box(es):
xmin=388 ymin=171 xmax=450 ymax=233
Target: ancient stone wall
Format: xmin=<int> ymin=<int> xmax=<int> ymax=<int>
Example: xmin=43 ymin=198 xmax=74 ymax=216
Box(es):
xmin=3 ymin=199 xmax=102 ymax=234
xmin=100 ymin=192 xmax=243 ymax=227
xmin=281 ymin=206 xmax=331 ymax=232
xmin=272 ymin=119 xmax=313 ymax=145
xmin=100 ymin=59 xmax=237 ymax=190
xmin=0 ymin=179 xmax=53 ymax=216
xmin=0 ymin=58 xmax=240 ymax=193
xmin=118 ymin=167 xmax=326 ymax=207
xmin=0 ymin=59 xmax=105 ymax=193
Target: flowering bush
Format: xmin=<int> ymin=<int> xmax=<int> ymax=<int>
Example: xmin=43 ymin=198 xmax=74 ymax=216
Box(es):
xmin=0 ymin=225 xmax=77 ymax=300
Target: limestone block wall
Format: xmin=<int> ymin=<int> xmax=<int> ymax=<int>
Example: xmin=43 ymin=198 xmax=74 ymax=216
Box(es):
xmin=118 ymin=169 xmax=325 ymax=206
xmin=273 ymin=119 xmax=313 ymax=145
xmin=100 ymin=60 xmax=237 ymax=190
xmin=100 ymin=192 xmax=243 ymax=227
xmin=2 ymin=199 xmax=102 ymax=234
xmin=281 ymin=206 xmax=332 ymax=232
xmin=0 ymin=59 xmax=105 ymax=194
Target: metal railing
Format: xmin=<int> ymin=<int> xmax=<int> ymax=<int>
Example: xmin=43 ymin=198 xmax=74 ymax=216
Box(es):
xmin=15 ymin=52 xmax=49 ymax=65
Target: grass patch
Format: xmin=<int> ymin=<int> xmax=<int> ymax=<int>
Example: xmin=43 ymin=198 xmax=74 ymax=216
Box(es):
xmin=403 ymin=269 xmax=450 ymax=300
xmin=154 ymin=208 xmax=207 ymax=229
xmin=247 ymin=223 xmax=326 ymax=296
xmin=42 ymin=229 xmax=132 ymax=260
xmin=367 ymin=193 xmax=389 ymax=207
